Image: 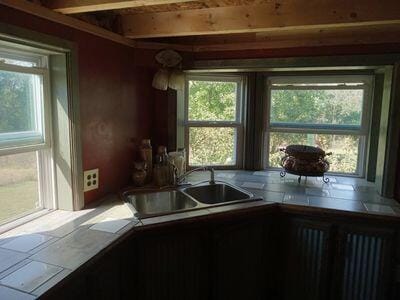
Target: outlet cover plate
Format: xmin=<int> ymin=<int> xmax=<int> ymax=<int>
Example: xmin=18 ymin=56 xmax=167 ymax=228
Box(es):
xmin=84 ymin=169 xmax=99 ymax=192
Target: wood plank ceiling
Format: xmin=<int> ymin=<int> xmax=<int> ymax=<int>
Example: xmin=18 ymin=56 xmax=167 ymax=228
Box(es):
xmin=23 ymin=0 xmax=400 ymax=51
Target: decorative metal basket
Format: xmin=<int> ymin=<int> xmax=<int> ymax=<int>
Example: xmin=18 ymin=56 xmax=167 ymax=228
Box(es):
xmin=279 ymin=145 xmax=332 ymax=183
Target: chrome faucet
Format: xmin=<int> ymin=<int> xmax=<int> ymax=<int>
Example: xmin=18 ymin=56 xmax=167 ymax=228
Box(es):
xmin=175 ymin=166 xmax=215 ymax=185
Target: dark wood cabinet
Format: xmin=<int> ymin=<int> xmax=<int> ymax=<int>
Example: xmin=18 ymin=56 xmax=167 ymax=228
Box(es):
xmin=210 ymin=218 xmax=272 ymax=300
xmin=132 ymin=229 xmax=209 ymax=300
xmin=87 ymin=250 xmax=121 ymax=300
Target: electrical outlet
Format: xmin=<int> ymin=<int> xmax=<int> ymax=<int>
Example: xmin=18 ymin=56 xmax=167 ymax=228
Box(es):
xmin=84 ymin=169 xmax=99 ymax=192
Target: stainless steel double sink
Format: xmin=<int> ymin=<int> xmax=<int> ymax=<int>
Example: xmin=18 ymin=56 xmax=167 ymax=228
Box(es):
xmin=121 ymin=182 xmax=260 ymax=219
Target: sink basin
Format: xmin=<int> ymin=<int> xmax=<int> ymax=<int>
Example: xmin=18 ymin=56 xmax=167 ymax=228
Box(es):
xmin=124 ymin=190 xmax=198 ymax=218
xmin=182 ymin=183 xmax=253 ymax=205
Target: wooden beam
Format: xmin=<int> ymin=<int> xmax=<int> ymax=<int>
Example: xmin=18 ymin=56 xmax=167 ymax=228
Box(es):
xmin=191 ymin=32 xmax=400 ymax=52
xmin=46 ymin=0 xmax=194 ymax=14
xmin=121 ymin=0 xmax=400 ymax=38
xmin=0 ymin=0 xmax=192 ymax=51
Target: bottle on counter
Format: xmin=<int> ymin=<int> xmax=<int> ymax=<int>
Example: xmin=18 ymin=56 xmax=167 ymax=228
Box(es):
xmin=140 ymin=139 xmax=153 ymax=182
xmin=132 ymin=161 xmax=147 ymax=187
xmin=153 ymin=146 xmax=175 ymax=186
xmin=168 ymin=148 xmax=186 ymax=177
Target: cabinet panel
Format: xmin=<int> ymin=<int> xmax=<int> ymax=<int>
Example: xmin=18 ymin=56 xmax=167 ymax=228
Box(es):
xmin=87 ymin=250 xmax=121 ymax=300
xmin=336 ymin=227 xmax=395 ymax=300
xmin=283 ymin=218 xmax=332 ymax=300
xmin=134 ymin=230 xmax=209 ymax=300
xmin=211 ymin=218 xmax=271 ymax=300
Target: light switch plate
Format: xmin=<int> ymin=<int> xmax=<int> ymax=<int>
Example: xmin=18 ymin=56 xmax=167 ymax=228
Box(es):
xmin=84 ymin=169 xmax=99 ymax=192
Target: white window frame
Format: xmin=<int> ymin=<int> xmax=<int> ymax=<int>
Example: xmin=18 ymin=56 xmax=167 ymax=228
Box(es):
xmin=184 ymin=74 xmax=244 ymax=168
xmin=264 ymin=75 xmax=373 ymax=177
xmin=0 ymin=45 xmax=55 ymax=226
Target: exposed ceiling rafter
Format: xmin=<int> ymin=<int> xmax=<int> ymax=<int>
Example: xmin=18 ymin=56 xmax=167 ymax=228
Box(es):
xmin=120 ymin=1 xmax=400 ymax=38
xmin=45 ymin=0 xmax=195 ymax=14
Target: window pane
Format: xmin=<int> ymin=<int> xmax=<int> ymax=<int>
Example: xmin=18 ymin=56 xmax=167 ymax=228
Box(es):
xmin=188 ymin=80 xmax=238 ymax=121
xmin=0 ymin=70 xmax=42 ymax=135
xmin=270 ymin=89 xmax=363 ymax=126
xmin=268 ymin=132 xmax=360 ymax=173
xmin=0 ymin=152 xmax=40 ymax=224
xmin=189 ymin=127 xmax=236 ymax=166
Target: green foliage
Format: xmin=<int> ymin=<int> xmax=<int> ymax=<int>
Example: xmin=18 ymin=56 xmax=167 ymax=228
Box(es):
xmin=271 ymin=89 xmax=363 ymax=125
xmin=0 ymin=70 xmax=33 ymax=133
xmin=188 ymin=81 xmax=236 ymax=121
xmin=189 ymin=127 xmax=235 ymax=166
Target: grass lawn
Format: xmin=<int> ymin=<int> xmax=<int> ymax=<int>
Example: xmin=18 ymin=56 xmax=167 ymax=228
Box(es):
xmin=0 ymin=181 xmax=39 ymax=224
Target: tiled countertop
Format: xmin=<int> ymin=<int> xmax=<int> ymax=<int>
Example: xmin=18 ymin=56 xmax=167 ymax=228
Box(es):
xmin=211 ymin=170 xmax=400 ymax=216
xmin=0 ymin=170 xmax=399 ymax=299
xmin=0 ymin=197 xmax=139 ymax=299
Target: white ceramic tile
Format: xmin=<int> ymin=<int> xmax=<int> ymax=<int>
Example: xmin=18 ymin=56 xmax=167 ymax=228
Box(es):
xmin=31 ymin=268 xmax=72 ymax=296
xmin=283 ymin=194 xmax=309 ymax=205
xmin=361 ymin=195 xmax=400 ymax=206
xmin=241 ymin=182 xmax=265 ymax=189
xmin=309 ymin=197 xmax=366 ymax=212
xmin=216 ymin=173 xmax=235 ymax=179
xmin=0 ymin=208 xmax=96 ymax=239
xmin=0 ymin=259 xmax=32 ymax=280
xmin=329 ymin=190 xmax=359 ymax=200
xmin=252 ymin=171 xmax=271 ymax=177
xmin=354 ymin=185 xmax=377 ymax=193
xmin=245 ymin=189 xmax=284 ymax=202
xmin=31 ymin=228 xmax=117 ymax=270
xmin=0 ymin=285 xmax=35 ymax=300
xmin=331 ymin=183 xmax=354 ymax=191
xmin=0 ymin=249 xmax=29 ymax=273
xmin=305 ymin=188 xmax=330 ymax=197
xmin=1 ymin=234 xmax=52 ymax=253
xmin=89 ymin=218 xmax=131 ymax=234
xmin=363 ymin=203 xmax=396 ymax=215
xmin=0 ymin=261 xmax=62 ymax=293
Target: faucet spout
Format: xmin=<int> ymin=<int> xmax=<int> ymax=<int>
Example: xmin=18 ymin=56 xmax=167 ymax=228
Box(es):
xmin=209 ymin=167 xmax=215 ymax=185
xmin=176 ymin=166 xmax=216 ymax=186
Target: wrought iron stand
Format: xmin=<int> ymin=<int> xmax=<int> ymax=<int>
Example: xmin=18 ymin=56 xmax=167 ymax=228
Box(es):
xmin=279 ymin=170 xmax=330 ymax=184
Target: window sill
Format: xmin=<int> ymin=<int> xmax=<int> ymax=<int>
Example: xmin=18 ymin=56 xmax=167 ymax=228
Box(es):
xmin=0 ymin=209 xmax=53 ymax=235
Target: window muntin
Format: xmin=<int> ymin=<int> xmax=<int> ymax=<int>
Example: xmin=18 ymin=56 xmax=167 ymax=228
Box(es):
xmin=185 ymin=75 xmax=243 ymax=167
xmin=266 ymin=75 xmax=372 ymax=176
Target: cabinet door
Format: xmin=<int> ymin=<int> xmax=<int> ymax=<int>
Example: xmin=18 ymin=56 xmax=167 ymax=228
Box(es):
xmin=87 ymin=250 xmax=121 ymax=300
xmin=41 ymin=275 xmax=89 ymax=300
xmin=334 ymin=226 xmax=395 ymax=300
xmin=211 ymin=218 xmax=271 ymax=300
xmin=134 ymin=229 xmax=209 ymax=300
xmin=282 ymin=218 xmax=333 ymax=300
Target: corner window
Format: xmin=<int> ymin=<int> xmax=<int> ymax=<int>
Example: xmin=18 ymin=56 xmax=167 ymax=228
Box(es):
xmin=265 ymin=76 xmax=372 ymax=175
xmin=0 ymin=47 xmax=54 ymax=225
xmin=185 ymin=75 xmax=243 ymax=167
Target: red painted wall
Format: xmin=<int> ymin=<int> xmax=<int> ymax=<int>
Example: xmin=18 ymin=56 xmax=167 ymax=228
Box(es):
xmin=0 ymin=5 xmax=165 ymax=205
